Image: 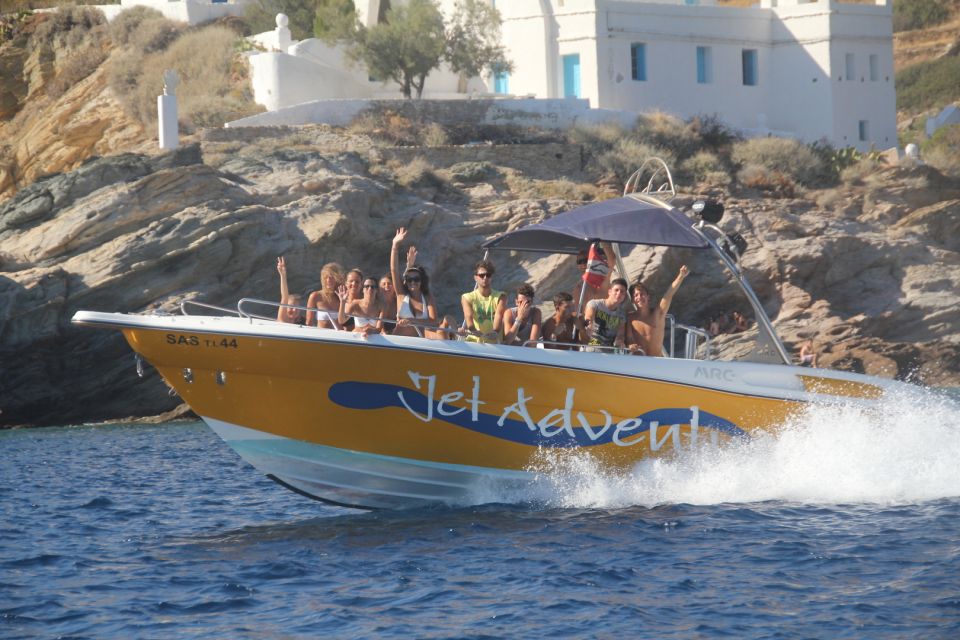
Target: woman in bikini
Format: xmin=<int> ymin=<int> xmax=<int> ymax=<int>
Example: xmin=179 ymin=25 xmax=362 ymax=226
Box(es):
xmin=390 ymin=227 xmax=438 ymax=338
xmin=379 ymin=273 xmax=397 ymax=334
xmin=306 ymin=262 xmax=345 ymax=329
xmin=338 ymin=276 xmax=385 ymax=336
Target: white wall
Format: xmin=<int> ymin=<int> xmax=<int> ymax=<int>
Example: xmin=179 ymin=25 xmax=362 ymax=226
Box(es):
xmin=238 ymin=0 xmax=896 ymax=150
xmin=494 ymin=0 xmax=896 ymax=150
xmin=92 ymin=0 xmax=251 ymax=24
xmin=226 ymin=97 xmax=638 ymax=129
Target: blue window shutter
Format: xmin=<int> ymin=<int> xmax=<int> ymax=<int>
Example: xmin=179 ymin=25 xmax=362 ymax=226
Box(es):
xmin=742 ymin=49 xmax=757 ymax=86
xmin=631 ymin=43 xmax=646 ymax=81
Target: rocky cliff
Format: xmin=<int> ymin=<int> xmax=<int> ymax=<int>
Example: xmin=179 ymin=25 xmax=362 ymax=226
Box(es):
xmin=1 ymin=127 xmax=958 ymax=427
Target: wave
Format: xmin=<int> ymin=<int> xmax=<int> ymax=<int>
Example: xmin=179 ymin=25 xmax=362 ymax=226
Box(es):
xmin=514 ymin=385 xmax=960 ymax=509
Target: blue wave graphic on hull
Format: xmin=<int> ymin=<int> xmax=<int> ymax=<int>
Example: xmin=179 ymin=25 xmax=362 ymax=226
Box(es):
xmin=328 ymin=381 xmax=745 ymax=448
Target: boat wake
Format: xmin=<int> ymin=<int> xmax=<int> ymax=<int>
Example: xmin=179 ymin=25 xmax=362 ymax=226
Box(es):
xmin=487 ymin=386 xmax=960 ymax=509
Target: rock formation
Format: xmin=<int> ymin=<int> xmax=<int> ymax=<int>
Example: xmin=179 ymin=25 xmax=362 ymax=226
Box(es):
xmin=1 ymin=129 xmax=958 ymax=427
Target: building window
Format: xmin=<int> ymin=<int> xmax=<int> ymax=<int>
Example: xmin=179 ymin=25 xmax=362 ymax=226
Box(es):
xmin=631 ymin=43 xmax=647 ymax=82
xmin=742 ymin=49 xmax=757 ymax=86
xmin=696 ymin=46 xmax=712 ymax=84
xmin=845 ymin=53 xmax=855 ymax=81
xmin=494 ymin=70 xmax=509 ymax=94
xmin=869 ymin=54 xmax=879 ymax=81
xmin=858 ymin=120 xmax=869 ymax=142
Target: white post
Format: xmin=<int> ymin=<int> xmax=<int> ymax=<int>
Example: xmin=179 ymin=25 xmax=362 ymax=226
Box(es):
xmin=275 ymin=13 xmax=291 ymax=52
xmin=158 ymin=69 xmax=179 ymax=151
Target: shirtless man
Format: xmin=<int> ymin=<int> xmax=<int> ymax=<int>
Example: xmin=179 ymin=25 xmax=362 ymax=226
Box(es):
xmin=626 ymin=266 xmax=690 ymax=357
xmin=541 ymin=292 xmax=585 ymax=350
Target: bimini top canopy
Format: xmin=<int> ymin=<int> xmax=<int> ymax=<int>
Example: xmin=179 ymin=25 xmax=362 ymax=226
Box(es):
xmin=482 ymin=195 xmax=710 ymax=254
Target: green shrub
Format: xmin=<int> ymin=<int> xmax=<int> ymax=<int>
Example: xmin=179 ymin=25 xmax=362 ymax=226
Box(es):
xmin=922 ymin=123 xmax=960 ymax=176
xmin=689 ymin=113 xmax=739 ymax=150
xmin=245 ymin=0 xmax=317 ymax=41
xmin=731 ymin=137 xmax=826 ymax=186
xmin=893 ymin=0 xmax=949 ymax=32
xmin=109 ymin=6 xmax=165 ymax=47
xmin=596 ymin=139 xmax=676 ymax=184
xmin=30 ymin=5 xmax=105 ymax=49
xmin=678 ymin=151 xmax=730 ymax=186
xmin=633 ymin=111 xmax=702 ymax=162
xmin=567 ymin=122 xmax=629 ymax=159
xmin=128 ymin=16 xmax=183 ymax=53
xmin=897 ymin=57 xmax=960 ymax=113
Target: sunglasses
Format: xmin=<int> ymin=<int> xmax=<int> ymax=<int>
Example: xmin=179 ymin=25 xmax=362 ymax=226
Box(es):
xmin=404 ymin=275 xmax=421 ymax=283
xmin=576 ymin=258 xmax=588 ymax=265
xmin=475 ymin=272 xmax=492 ymax=279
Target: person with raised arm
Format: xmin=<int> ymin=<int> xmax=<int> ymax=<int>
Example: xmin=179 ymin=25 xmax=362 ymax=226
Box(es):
xmin=390 ymin=227 xmax=439 ymax=338
xmin=306 ymin=262 xmax=344 ymax=329
xmin=626 ymin=265 xmax=690 ymax=357
xmin=461 ymin=260 xmax=506 ymax=344
xmin=337 ymin=277 xmax=385 ymax=336
xmin=275 ymin=257 xmax=305 ymax=324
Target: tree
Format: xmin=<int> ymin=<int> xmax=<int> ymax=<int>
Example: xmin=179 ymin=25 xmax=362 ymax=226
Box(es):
xmin=245 ymin=0 xmax=316 ymax=41
xmin=445 ymin=0 xmax=513 ymax=86
xmin=314 ymin=0 xmax=357 ymax=44
xmin=348 ymin=0 xmax=445 ymax=99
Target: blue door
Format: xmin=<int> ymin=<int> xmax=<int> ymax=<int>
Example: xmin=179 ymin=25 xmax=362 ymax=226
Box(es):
xmin=494 ymin=70 xmax=509 ymax=94
xmin=562 ymin=54 xmax=581 ymax=98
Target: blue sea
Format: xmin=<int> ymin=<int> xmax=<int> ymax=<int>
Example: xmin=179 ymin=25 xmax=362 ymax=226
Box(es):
xmin=3 ymin=388 xmax=960 ymax=639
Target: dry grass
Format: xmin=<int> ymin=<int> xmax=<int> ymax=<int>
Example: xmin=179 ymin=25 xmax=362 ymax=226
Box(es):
xmin=108 ymin=22 xmax=261 ymax=134
xmin=46 ymin=44 xmax=107 ymax=98
xmin=678 ymin=150 xmax=730 ymax=186
xmin=422 ymin=122 xmax=448 ymax=147
xmin=392 ymin=157 xmax=445 ymax=188
xmin=29 ymin=5 xmax=105 ymax=49
xmin=634 ymin=110 xmax=702 ymax=160
xmin=505 ymin=174 xmax=600 ymax=201
xmin=731 ymin=137 xmax=826 ymax=186
xmin=737 ymin=165 xmax=797 ymax=197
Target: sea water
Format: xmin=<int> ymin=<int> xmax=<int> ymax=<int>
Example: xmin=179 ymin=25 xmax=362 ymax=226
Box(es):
xmin=2 ymin=387 xmax=959 ymax=638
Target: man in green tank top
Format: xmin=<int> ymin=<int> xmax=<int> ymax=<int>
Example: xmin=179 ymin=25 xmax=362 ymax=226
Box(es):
xmin=461 ymin=260 xmax=506 ymax=344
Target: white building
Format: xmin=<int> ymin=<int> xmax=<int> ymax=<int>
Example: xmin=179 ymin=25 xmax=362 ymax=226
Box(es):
xmin=244 ymin=0 xmax=895 ymax=150
xmin=94 ymin=0 xmax=896 ymax=151
xmin=490 ymin=0 xmax=896 ymax=150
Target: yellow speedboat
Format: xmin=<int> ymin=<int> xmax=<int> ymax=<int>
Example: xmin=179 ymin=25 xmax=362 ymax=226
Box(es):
xmin=72 ymin=164 xmax=901 ymax=509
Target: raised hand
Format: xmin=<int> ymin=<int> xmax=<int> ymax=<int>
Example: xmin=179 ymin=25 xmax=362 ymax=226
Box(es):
xmin=678 ymin=265 xmax=690 ymax=280
xmin=406 ymin=245 xmax=418 ymax=268
xmin=393 ymin=227 xmax=407 ymax=246
xmin=276 ymin=256 xmax=287 ymax=277
xmin=336 ymin=284 xmax=348 ymax=303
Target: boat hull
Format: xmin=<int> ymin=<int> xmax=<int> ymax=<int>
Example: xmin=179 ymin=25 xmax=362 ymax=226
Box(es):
xmin=73 ymin=311 xmax=898 ymax=509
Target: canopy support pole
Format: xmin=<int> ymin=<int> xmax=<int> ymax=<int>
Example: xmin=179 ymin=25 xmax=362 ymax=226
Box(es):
xmin=691 ymin=223 xmax=791 ymax=365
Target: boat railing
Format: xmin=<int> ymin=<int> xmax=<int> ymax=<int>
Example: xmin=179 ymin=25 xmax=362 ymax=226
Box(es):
xmin=180 ymin=300 xmax=242 ymax=317
xmin=664 ymin=314 xmax=713 ymax=360
xmin=235 ymin=298 xmax=462 ymax=339
xmin=678 ymin=324 xmax=712 ymax=359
